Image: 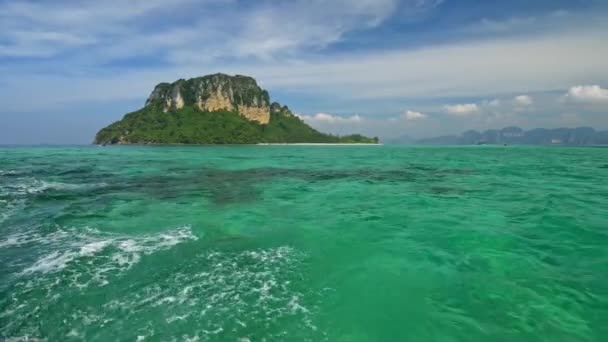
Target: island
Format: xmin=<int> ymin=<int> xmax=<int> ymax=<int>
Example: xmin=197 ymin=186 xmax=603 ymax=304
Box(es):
xmin=94 ymin=73 xmax=378 ymax=145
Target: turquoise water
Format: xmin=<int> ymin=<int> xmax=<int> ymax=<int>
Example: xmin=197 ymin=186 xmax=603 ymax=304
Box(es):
xmin=1 ymin=145 xmax=607 ymax=341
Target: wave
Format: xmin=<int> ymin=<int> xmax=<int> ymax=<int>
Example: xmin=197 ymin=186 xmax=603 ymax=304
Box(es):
xmin=0 ymin=178 xmax=108 ymax=224
xmin=2 ymin=336 xmax=45 ymax=342
xmin=1 ymin=179 xmax=108 ymax=196
xmin=16 ymin=225 xmax=198 ymax=280
xmin=99 ymin=246 xmax=321 ymax=340
xmin=0 ymin=170 xmax=19 ymax=176
xmin=2 ymin=239 xmax=324 ymax=340
xmin=0 ymin=198 xmax=25 ymax=225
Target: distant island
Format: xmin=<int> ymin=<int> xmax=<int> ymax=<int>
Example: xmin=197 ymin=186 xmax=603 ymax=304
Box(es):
xmin=94 ymin=73 xmax=378 ymax=145
xmin=401 ymin=126 xmax=608 ymax=146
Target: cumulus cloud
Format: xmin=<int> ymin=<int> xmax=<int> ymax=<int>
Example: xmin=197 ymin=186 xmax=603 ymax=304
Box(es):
xmin=444 ymin=103 xmax=479 ymax=115
xmin=514 ymin=95 xmax=533 ymax=106
xmin=297 ymin=112 xmax=363 ymax=124
xmin=564 ymin=85 xmax=608 ymax=103
xmin=403 ymin=110 xmax=427 ymax=120
xmin=487 ymin=99 xmax=501 ymax=107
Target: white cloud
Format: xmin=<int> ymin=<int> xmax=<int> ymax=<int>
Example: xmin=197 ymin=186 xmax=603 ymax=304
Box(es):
xmin=228 ymin=28 xmax=608 ymax=101
xmin=297 ymin=113 xmax=363 ymax=124
xmin=3 ymin=1 xmax=608 ymax=143
xmin=472 ymin=16 xmax=537 ymax=33
xmin=565 ymin=85 xmax=608 ymax=104
xmin=514 ymin=95 xmax=533 ymax=106
xmin=403 ymin=110 xmax=427 ymax=120
xmin=465 ymin=10 xmax=606 ymax=36
xmin=487 ymin=99 xmax=501 ymax=106
xmin=0 ymin=0 xmax=207 ymax=58
xmin=444 ymin=104 xmax=479 ymax=116
xmin=0 ymin=0 xmax=399 ymax=60
xmin=230 ymin=0 xmax=397 ymax=59
xmin=0 ymin=1 xmax=608 ymax=120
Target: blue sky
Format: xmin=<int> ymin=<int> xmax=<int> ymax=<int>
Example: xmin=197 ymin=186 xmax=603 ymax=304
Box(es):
xmin=1 ymin=0 xmax=607 ymax=143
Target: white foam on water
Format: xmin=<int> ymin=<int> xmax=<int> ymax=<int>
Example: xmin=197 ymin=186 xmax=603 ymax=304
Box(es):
xmin=0 ymin=228 xmax=37 ymax=248
xmin=182 ymin=335 xmax=201 ymax=342
xmin=1 ymin=177 xmax=108 ymax=197
xmin=0 ymin=170 xmax=18 ymax=176
xmin=90 ymin=246 xmax=324 ymax=340
xmin=3 ymin=236 xmax=326 ymax=340
xmin=165 ymin=313 xmax=191 ymax=324
xmin=79 ymin=240 xmax=112 ymax=256
xmin=288 ymin=295 xmax=310 ymax=314
xmin=4 ymin=336 xmax=45 ymax=342
xmin=22 ymin=250 xmax=78 ymax=274
xmin=66 ymin=329 xmax=82 ymax=338
xmin=18 ymin=225 xmax=198 ymax=281
xmin=0 ymin=176 xmax=108 ymax=225
xmin=6 ymin=179 xmax=68 ymax=195
xmin=0 ymin=198 xmax=25 ymax=225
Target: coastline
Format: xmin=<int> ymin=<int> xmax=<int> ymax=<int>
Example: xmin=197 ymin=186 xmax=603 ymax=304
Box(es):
xmin=94 ymin=142 xmax=383 ymax=146
xmin=256 ymin=143 xmax=383 ymax=146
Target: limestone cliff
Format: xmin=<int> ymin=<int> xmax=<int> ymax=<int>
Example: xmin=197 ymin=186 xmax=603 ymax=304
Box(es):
xmin=145 ymin=73 xmax=271 ymax=124
xmin=94 ymin=73 xmax=378 ymax=145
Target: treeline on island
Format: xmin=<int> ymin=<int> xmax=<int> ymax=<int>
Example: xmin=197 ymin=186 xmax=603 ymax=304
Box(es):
xmin=95 ymin=105 xmax=378 ymax=145
xmin=94 ymin=73 xmax=378 ymax=145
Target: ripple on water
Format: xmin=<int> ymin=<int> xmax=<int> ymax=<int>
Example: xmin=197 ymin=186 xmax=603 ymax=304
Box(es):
xmin=0 ymin=176 xmax=109 ymax=225
xmin=99 ymin=246 xmax=323 ymax=341
xmin=0 ymin=224 xmax=323 ymax=341
xmin=1 ymin=225 xmax=198 ymax=337
xmin=1 ymin=225 xmax=197 ymax=279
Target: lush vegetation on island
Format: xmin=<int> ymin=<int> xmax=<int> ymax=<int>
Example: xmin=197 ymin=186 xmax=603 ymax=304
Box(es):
xmin=94 ymin=73 xmax=379 ymax=145
xmin=94 ymin=104 xmax=379 ymax=145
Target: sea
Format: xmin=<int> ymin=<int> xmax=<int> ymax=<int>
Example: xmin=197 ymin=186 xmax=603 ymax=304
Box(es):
xmin=1 ymin=145 xmax=607 ymax=341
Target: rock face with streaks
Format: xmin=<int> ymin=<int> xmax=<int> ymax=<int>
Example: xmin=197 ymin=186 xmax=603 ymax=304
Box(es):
xmin=145 ymin=73 xmax=271 ymax=123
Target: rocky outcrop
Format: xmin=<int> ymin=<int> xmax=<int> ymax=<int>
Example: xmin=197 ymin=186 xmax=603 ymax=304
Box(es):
xmin=93 ymin=72 xmax=378 ymax=145
xmin=145 ymin=73 xmax=271 ymax=124
xmin=270 ymin=102 xmax=295 ymax=117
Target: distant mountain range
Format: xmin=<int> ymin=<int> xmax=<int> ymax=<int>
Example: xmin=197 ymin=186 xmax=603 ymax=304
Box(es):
xmin=410 ymin=127 xmax=608 ymax=146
